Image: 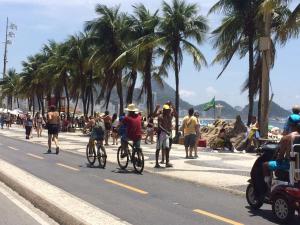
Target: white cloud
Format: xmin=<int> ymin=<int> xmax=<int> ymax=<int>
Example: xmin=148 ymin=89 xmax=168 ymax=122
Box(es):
xmin=205 ymin=86 xmax=217 ymax=97
xmin=180 ymin=89 xmax=196 ymax=98
xmin=296 ymin=95 xmax=300 ymax=99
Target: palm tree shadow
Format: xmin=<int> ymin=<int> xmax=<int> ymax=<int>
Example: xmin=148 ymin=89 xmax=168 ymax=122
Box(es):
xmin=246 ymin=206 xmax=300 ymax=225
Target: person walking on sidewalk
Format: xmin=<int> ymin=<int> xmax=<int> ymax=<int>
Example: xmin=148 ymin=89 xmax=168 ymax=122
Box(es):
xmin=46 ymin=105 xmax=60 ymax=154
xmin=102 ymin=111 xmax=112 ymax=146
xmin=154 ymin=104 xmax=175 ymax=168
xmin=194 ymin=112 xmax=201 ymax=158
xmin=0 ymin=113 xmax=4 ymax=129
xmin=24 ymin=113 xmax=33 ymax=139
xmin=145 ymin=116 xmax=154 ymax=144
xmin=34 ymin=112 xmax=44 ymax=137
xmin=182 ymin=108 xmax=198 ymax=159
xmin=111 ymin=113 xmax=119 ymax=145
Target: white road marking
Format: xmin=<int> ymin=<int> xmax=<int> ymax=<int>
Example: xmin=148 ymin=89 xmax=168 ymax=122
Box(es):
xmin=56 ymin=163 xmax=79 ymax=171
xmin=8 ymin=146 xmax=19 ymax=151
xmin=0 ymin=183 xmax=50 ymax=225
xmin=26 ymin=153 xmax=44 ymax=160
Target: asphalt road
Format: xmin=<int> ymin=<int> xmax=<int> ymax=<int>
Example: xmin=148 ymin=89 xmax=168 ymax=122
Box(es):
xmin=0 ymin=135 xmax=299 ymax=225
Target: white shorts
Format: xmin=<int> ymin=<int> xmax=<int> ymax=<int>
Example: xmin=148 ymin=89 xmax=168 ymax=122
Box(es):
xmin=156 ymin=132 xmax=170 ymax=150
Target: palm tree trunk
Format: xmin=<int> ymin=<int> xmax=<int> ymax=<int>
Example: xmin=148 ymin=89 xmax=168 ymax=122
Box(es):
xmin=90 ymin=88 xmax=94 ymax=116
xmin=41 ymin=97 xmax=45 ymax=115
xmin=145 ymin=52 xmax=153 ymax=115
xmin=126 ymin=70 xmax=137 ymax=105
xmin=63 ymin=74 xmax=70 ymax=118
xmin=73 ymin=93 xmax=79 ymax=120
xmin=258 ymin=64 xmax=263 ymax=123
xmin=28 ymin=98 xmax=32 ymax=111
xmin=173 ymin=46 xmax=180 ymax=136
xmin=81 ymin=89 xmax=87 ymax=116
xmin=260 ymin=12 xmax=272 ymax=138
xmin=86 ymin=89 xmax=90 ymax=116
xmin=116 ymin=74 xmax=124 ymax=115
xmin=37 ymin=96 xmax=41 ymax=112
xmin=58 ymin=94 xmax=61 ymax=115
xmin=32 ymin=96 xmax=35 ymax=116
xmin=247 ymin=34 xmax=255 ymax=126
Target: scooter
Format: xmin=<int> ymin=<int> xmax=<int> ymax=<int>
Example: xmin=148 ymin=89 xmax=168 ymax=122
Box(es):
xmin=246 ymin=137 xmax=300 ymax=223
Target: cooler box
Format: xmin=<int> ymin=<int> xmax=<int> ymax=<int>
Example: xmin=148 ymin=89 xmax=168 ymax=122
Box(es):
xmin=198 ymin=139 xmax=207 ymax=147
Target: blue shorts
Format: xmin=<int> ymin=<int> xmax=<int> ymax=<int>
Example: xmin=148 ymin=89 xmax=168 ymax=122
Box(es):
xmin=268 ymin=160 xmax=290 ymax=171
xmin=90 ymin=131 xmax=104 ymax=141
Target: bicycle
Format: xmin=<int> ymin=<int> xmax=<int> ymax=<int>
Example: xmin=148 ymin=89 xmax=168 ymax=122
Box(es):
xmin=117 ymin=139 xmax=144 ymax=173
xmin=86 ymin=139 xmax=107 ymax=169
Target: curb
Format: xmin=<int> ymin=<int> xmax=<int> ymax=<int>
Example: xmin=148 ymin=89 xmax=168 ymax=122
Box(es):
xmin=0 ymin=130 xmax=247 ymax=197
xmin=0 ymin=169 xmax=84 ymax=225
xmin=0 ymin=159 xmax=129 ymax=225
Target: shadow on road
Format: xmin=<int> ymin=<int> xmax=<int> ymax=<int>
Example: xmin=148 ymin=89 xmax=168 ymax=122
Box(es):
xmin=246 ymin=206 xmax=300 ymax=225
xmin=112 ymin=168 xmax=142 ymax=175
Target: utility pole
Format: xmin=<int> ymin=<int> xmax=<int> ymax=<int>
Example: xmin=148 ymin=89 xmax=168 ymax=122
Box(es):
xmin=259 ymin=11 xmax=272 ymax=138
xmin=2 ymin=17 xmax=17 ymax=110
xmin=2 ymin=17 xmax=9 ymax=79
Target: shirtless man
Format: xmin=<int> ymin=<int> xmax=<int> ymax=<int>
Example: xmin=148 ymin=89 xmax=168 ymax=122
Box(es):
xmin=47 ymin=105 xmax=60 ymax=154
xmin=263 ymin=114 xmax=300 ymax=186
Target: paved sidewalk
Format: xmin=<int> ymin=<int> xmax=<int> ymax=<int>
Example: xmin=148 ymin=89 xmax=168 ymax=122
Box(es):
xmin=0 ymin=126 xmax=257 ymax=194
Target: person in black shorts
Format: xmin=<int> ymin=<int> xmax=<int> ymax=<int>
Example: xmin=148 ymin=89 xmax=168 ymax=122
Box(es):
xmin=47 ymin=105 xmax=61 ymax=154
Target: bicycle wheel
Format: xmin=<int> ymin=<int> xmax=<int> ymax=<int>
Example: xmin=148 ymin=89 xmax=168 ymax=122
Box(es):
xmin=117 ymin=146 xmax=129 ymax=169
xmin=97 ymin=144 xmax=107 ymax=169
xmin=133 ymin=148 xmax=144 ymax=174
xmin=86 ymin=143 xmax=96 ymax=165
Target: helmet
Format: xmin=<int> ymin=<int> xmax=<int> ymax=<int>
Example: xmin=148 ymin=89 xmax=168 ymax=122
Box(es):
xmin=163 ymin=104 xmax=170 ymax=110
xmin=292 ymin=105 xmax=300 ymax=114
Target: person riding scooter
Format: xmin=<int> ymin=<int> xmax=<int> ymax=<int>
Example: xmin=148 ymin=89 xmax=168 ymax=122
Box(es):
xmin=263 ymin=114 xmax=300 ymax=187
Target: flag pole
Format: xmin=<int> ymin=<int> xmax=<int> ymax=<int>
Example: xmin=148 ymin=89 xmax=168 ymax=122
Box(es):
xmin=214 ymin=106 xmax=216 ymax=121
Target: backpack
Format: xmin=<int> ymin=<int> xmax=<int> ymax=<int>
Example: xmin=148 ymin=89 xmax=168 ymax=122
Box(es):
xmin=94 ymin=121 xmax=104 ymax=136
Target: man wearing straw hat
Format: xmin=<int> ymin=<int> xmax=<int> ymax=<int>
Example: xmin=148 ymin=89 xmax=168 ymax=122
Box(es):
xmin=122 ymin=104 xmax=142 ymax=149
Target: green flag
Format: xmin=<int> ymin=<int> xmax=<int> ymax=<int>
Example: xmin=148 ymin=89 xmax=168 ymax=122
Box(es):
xmin=203 ymin=97 xmax=215 ymax=111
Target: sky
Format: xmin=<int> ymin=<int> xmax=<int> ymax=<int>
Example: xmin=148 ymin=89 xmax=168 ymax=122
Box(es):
xmin=0 ymin=0 xmax=299 ymax=109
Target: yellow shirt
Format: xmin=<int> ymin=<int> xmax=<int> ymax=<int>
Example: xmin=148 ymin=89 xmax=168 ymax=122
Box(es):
xmin=182 ymin=116 xmax=198 ymax=136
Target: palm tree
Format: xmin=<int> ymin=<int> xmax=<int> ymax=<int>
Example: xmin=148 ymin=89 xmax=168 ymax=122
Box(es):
xmin=85 ymin=4 xmax=131 ymax=114
xmin=210 ymin=0 xmax=263 ymax=126
xmin=131 ymin=4 xmax=160 ymax=114
xmin=258 ymin=0 xmax=298 ymax=136
xmin=66 ymin=33 xmax=94 ymax=116
xmin=159 ymin=0 xmax=208 ymax=134
xmin=0 ymin=68 xmax=20 ymax=109
xmin=112 ymin=4 xmax=160 ymax=115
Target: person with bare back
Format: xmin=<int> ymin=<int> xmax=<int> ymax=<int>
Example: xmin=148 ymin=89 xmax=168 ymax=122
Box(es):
xmin=47 ymin=105 xmax=61 ymax=154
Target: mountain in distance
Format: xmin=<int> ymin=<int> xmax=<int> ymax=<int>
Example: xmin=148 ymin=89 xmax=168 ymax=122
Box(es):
xmin=101 ymin=81 xmax=290 ymax=118
xmin=151 ymin=81 xmax=290 ymax=118
xmin=151 ymin=80 xmax=193 ymax=108
xmin=241 ymin=101 xmax=291 ymax=118
xmin=234 ymin=106 xmax=243 ymax=112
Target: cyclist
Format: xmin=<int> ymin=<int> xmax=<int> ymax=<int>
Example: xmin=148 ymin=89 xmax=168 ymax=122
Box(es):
xmin=86 ymin=114 xmax=105 ymax=147
xmin=121 ymin=104 xmax=142 ymax=150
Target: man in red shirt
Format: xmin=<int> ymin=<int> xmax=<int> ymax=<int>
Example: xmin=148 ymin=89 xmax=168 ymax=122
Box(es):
xmin=122 ymin=104 xmax=142 ymax=149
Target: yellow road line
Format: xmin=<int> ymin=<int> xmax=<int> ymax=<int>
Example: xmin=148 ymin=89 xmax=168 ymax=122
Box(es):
xmin=56 ymin=163 xmax=79 ymax=171
xmin=26 ymin=153 xmax=44 ymax=160
xmin=193 ymin=209 xmax=244 ymax=225
xmin=105 ymin=179 xmax=148 ymax=195
xmin=8 ymin=146 xmax=19 ymax=151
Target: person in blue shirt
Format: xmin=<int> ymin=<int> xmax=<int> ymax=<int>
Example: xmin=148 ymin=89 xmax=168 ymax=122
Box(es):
xmin=283 ymin=105 xmax=300 ymax=135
